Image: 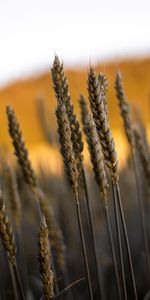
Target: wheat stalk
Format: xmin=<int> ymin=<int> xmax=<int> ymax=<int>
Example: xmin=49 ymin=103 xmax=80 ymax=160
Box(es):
xmin=88 ymin=67 xmax=138 ymax=299
xmin=82 ymin=105 xmax=122 ymax=300
xmin=56 ymin=101 xmax=93 ymax=300
xmin=115 ymin=72 xmax=150 ymax=285
xmin=38 ymin=215 xmax=54 ymax=300
xmin=6 ymin=105 xmax=66 ymax=271
xmin=79 ymin=94 xmax=105 ymax=299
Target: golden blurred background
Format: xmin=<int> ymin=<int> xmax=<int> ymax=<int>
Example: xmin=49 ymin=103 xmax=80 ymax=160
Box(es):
xmin=0 ymin=56 xmax=150 ymax=172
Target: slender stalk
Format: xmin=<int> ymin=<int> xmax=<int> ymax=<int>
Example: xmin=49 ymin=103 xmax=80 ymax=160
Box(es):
xmin=53 ymin=277 xmax=85 ymax=299
xmin=9 ymin=262 xmax=19 ymax=300
xmin=82 ymin=167 xmax=104 ymax=300
xmin=115 ymin=182 xmax=138 ymax=300
xmin=102 ymin=195 xmax=122 ymax=300
xmin=60 ymin=268 xmax=74 ymax=300
xmin=13 ymin=264 xmax=26 ymax=300
xmin=15 ymin=228 xmax=29 ymax=296
xmin=75 ymin=190 xmax=93 ymax=300
xmin=112 ymin=182 xmax=127 ymax=300
xmin=132 ymin=147 xmax=150 ymax=281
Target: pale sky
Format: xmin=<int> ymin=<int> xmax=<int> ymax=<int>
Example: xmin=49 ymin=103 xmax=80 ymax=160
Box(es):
xmin=0 ymin=0 xmax=150 ymax=86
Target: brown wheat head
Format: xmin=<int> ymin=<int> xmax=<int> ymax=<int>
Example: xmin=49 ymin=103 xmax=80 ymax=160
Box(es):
xmin=56 ymin=102 xmax=78 ymax=193
xmin=0 ymin=191 xmax=16 ymax=265
xmin=51 ymin=56 xmax=83 ymax=171
xmin=115 ymin=71 xmax=134 ymax=145
xmin=38 ymin=215 xmax=54 ymax=300
xmin=88 ymin=67 xmax=118 ymax=183
xmin=6 ymin=105 xmax=37 ymax=188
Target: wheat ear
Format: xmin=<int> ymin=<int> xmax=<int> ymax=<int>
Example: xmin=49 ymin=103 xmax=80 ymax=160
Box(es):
xmin=134 ymin=125 xmax=150 ymax=189
xmin=88 ymin=67 xmax=137 ymax=299
xmin=115 ymin=71 xmax=134 ymax=145
xmin=36 ymin=95 xmax=53 ymax=144
xmin=38 ymin=215 xmax=54 ymax=300
xmin=5 ymin=165 xmax=21 ymax=227
xmin=88 ymin=67 xmax=118 ymax=183
xmin=56 ymin=103 xmax=78 ymax=191
xmin=6 ymin=105 xmax=66 ymax=270
xmin=6 ymin=105 xmax=37 ymax=188
xmin=98 ymin=72 xmax=109 ymax=118
xmin=0 ymin=191 xmax=25 ymax=300
xmin=35 ymin=188 xmax=66 ymax=269
xmin=51 ymin=55 xmax=83 ymax=171
xmin=0 ymin=191 xmax=16 ymax=265
xmin=83 ymin=112 xmax=108 ymax=200
xmin=135 ymin=111 xmax=150 ymax=159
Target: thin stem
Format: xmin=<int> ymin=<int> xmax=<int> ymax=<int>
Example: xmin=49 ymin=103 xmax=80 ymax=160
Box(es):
xmin=75 ymin=190 xmax=93 ymax=300
xmin=132 ymin=147 xmax=150 ymax=281
xmin=53 ymin=277 xmax=85 ymax=299
xmin=103 ymin=197 xmax=122 ymax=300
xmin=82 ymin=167 xmax=104 ymax=300
xmin=61 ymin=268 xmax=74 ymax=300
xmin=115 ymin=182 xmax=138 ymax=300
xmin=112 ymin=182 xmax=127 ymax=300
xmin=15 ymin=227 xmax=29 ymax=296
xmin=13 ymin=263 xmax=26 ymax=300
xmin=9 ymin=262 xmax=19 ymax=300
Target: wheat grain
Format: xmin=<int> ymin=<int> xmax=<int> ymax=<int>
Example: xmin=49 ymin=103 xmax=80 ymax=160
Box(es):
xmin=0 ymin=191 xmax=16 ymax=265
xmin=7 ymin=105 xmax=66 ymax=270
xmin=83 ymin=112 xmax=108 ymax=200
xmin=56 ymin=102 xmax=78 ymax=193
xmin=35 ymin=188 xmax=66 ymax=269
xmin=51 ymin=56 xmax=83 ymax=171
xmin=88 ymin=67 xmax=118 ymax=183
xmin=115 ymin=71 xmax=134 ymax=145
xmin=6 ymin=105 xmax=37 ymax=188
xmin=98 ymin=72 xmax=109 ymax=118
xmin=5 ymin=165 xmax=21 ymax=227
xmin=38 ymin=215 xmax=54 ymax=300
xmin=134 ymin=125 xmax=150 ymax=189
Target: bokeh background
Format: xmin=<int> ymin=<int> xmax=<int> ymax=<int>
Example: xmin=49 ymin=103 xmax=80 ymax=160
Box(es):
xmin=0 ymin=0 xmax=150 ymax=170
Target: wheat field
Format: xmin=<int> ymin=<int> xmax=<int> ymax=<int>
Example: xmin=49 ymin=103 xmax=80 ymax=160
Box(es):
xmin=0 ymin=56 xmax=149 ymax=300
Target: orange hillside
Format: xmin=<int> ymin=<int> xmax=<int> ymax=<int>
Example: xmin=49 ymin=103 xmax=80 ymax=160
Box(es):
xmin=0 ymin=56 xmax=149 ymax=170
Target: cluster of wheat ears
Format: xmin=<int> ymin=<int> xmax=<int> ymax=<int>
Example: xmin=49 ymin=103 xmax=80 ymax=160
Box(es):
xmin=0 ymin=56 xmax=149 ymax=300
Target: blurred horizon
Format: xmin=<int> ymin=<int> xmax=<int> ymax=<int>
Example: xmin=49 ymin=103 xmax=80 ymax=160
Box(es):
xmin=0 ymin=0 xmax=150 ymax=173
xmin=0 ymin=55 xmax=150 ymax=172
